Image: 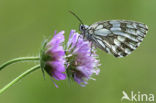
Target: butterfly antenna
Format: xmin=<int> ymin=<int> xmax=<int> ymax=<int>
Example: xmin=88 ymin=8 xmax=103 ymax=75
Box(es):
xmin=69 ymin=11 xmax=84 ymax=46
xmin=69 ymin=11 xmax=84 ymax=25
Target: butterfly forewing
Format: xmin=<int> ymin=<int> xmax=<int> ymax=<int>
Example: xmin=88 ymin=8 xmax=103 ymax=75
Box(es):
xmin=88 ymin=20 xmax=148 ymax=57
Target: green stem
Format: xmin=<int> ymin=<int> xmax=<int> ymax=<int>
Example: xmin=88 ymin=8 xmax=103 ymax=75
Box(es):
xmin=0 ymin=57 xmax=40 ymax=71
xmin=0 ymin=65 xmax=40 ymax=94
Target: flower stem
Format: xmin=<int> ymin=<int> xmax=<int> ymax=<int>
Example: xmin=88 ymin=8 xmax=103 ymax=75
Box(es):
xmin=0 ymin=64 xmax=40 ymax=94
xmin=0 ymin=57 xmax=40 ymax=71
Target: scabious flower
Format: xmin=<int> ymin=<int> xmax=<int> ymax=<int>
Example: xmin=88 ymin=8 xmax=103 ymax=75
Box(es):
xmin=66 ymin=30 xmax=100 ymax=87
xmin=40 ymin=30 xmax=100 ymax=87
xmin=40 ymin=31 xmax=66 ymax=86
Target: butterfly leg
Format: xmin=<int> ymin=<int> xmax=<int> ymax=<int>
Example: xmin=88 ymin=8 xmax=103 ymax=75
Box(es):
xmin=75 ymin=34 xmax=81 ymax=46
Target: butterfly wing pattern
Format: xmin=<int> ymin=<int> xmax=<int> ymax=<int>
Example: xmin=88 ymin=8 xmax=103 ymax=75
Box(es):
xmin=88 ymin=20 xmax=148 ymax=58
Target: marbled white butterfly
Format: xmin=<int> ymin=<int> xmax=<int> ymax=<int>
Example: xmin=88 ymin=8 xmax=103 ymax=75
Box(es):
xmin=70 ymin=11 xmax=148 ymax=58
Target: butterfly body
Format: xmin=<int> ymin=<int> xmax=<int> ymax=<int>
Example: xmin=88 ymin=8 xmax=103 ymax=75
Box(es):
xmin=80 ymin=20 xmax=148 ymax=57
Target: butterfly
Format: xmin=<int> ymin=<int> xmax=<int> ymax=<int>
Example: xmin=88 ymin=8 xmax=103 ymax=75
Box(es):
xmin=69 ymin=11 xmax=148 ymax=58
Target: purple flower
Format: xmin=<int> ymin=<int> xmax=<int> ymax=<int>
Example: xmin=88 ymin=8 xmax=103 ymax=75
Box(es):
xmin=40 ymin=31 xmax=66 ymax=87
xmin=66 ymin=30 xmax=100 ymax=87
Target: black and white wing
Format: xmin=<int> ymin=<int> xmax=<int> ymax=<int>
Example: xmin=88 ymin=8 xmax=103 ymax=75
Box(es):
xmin=88 ymin=20 xmax=148 ymax=57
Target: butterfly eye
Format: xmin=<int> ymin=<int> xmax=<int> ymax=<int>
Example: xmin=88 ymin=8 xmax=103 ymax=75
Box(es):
xmin=80 ymin=25 xmax=85 ymax=31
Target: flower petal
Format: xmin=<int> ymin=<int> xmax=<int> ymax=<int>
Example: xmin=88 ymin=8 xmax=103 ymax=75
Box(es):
xmin=48 ymin=31 xmax=65 ymax=46
xmin=53 ymin=71 xmax=66 ymax=80
xmin=49 ymin=61 xmax=65 ymax=72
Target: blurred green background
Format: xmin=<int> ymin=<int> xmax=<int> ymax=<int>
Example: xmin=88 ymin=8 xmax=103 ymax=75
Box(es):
xmin=0 ymin=0 xmax=155 ymax=103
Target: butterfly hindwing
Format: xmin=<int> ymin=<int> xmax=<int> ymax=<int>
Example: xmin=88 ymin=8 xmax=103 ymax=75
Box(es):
xmin=88 ymin=20 xmax=148 ymax=57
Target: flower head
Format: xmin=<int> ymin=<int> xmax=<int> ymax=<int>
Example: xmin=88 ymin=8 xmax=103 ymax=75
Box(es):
xmin=66 ymin=30 xmax=100 ymax=87
xmin=40 ymin=31 xmax=66 ymax=85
